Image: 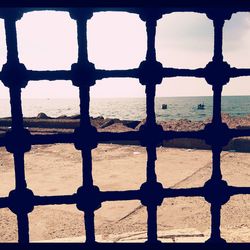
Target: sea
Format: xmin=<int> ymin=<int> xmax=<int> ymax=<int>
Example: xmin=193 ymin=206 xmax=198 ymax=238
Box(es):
xmin=0 ymin=96 xmax=250 ymax=121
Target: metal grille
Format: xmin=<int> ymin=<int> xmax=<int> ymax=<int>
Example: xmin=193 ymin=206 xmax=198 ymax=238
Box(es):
xmin=0 ymin=3 xmax=250 ymax=247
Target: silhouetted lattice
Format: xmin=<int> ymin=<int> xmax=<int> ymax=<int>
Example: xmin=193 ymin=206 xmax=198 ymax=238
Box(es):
xmin=0 ymin=3 xmax=250 ymax=247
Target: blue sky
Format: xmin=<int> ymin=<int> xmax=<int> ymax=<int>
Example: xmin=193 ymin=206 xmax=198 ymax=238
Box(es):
xmin=0 ymin=11 xmax=249 ymax=98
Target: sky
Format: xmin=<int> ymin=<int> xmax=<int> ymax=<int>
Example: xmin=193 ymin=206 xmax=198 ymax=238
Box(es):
xmin=0 ymin=10 xmax=249 ymax=98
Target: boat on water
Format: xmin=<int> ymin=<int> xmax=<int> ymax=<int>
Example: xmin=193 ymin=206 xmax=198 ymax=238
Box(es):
xmin=162 ymin=104 xmax=168 ymax=109
xmin=197 ymin=103 xmax=205 ymax=110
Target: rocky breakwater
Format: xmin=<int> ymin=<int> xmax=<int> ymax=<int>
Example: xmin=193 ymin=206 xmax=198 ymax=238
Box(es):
xmin=0 ymin=113 xmax=250 ymax=152
xmin=0 ymin=113 xmax=141 ymax=134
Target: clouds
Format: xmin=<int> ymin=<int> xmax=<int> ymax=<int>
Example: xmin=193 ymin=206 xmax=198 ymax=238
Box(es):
xmin=156 ymin=13 xmax=213 ymax=68
xmin=156 ymin=12 xmax=213 ymax=49
xmin=0 ymin=11 xmax=249 ymax=98
xmin=224 ymin=12 xmax=250 ymax=68
xmin=224 ymin=12 xmax=250 ymax=50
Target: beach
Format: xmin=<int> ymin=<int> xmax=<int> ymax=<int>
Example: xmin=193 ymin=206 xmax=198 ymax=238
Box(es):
xmin=0 ymin=143 xmax=249 ymax=242
xmin=0 ymin=114 xmax=249 ymax=242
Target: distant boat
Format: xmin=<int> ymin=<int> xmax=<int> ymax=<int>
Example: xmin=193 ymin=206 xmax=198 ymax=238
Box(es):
xmin=197 ymin=103 xmax=205 ymax=110
xmin=162 ymin=104 xmax=168 ymax=109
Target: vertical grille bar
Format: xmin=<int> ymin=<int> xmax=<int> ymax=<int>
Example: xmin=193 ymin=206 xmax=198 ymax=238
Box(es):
xmin=4 ymin=17 xmax=19 ymax=64
xmin=4 ymin=13 xmax=30 ymax=243
xmin=205 ymin=14 xmax=228 ymax=244
xmin=73 ymin=10 xmax=97 ymax=244
xmin=213 ymin=18 xmax=224 ymax=63
xmin=144 ymin=13 xmax=160 ymax=244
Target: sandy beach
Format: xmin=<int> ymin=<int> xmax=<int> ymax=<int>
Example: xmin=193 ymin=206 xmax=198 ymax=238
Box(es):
xmin=0 ymin=113 xmax=249 ymax=242
xmin=0 ymin=142 xmax=249 ymax=243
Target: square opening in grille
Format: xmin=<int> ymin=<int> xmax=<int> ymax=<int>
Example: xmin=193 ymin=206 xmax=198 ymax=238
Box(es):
xmin=16 ymin=11 xmax=77 ymax=70
xmin=87 ymin=12 xmax=146 ymax=70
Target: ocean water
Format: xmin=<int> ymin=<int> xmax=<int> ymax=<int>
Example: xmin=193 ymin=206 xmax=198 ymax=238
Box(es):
xmin=0 ymin=96 xmax=250 ymax=121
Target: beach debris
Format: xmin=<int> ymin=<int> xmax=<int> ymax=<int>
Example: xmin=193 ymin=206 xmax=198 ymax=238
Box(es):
xmin=133 ymin=151 xmax=140 ymax=155
xmin=100 ymin=118 xmax=121 ymax=129
xmin=185 ymin=149 xmax=195 ymax=152
xmin=36 ymin=112 xmax=51 ymax=119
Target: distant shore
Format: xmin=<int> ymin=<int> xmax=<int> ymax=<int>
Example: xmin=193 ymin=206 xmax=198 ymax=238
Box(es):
xmin=0 ymin=113 xmax=250 ymax=152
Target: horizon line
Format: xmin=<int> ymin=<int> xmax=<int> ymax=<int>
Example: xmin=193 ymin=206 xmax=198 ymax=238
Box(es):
xmin=0 ymin=94 xmax=250 ymax=99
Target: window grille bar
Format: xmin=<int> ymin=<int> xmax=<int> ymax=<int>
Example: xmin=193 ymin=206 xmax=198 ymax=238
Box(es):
xmin=3 ymin=13 xmax=32 ymax=244
xmin=0 ymin=1 xmax=249 ymax=9
xmin=2 ymin=65 xmax=250 ymax=82
xmin=72 ymin=11 xmax=98 ymax=244
xmin=0 ymin=5 xmax=248 ymax=247
xmin=162 ymin=68 xmax=205 ymax=78
xmin=147 ymin=205 xmax=158 ymax=243
xmin=211 ymin=147 xmax=222 ymax=181
xmin=142 ymin=14 xmax=161 ymax=244
xmin=230 ymin=68 xmax=250 ymax=77
xmin=76 ymin=18 xmax=88 ymax=64
xmin=210 ymin=203 xmax=223 ymax=242
xmin=229 ymin=187 xmax=250 ymax=195
xmin=4 ymin=17 xmax=19 ymax=64
xmin=204 ymin=13 xmax=228 ymax=243
xmin=211 ymin=17 xmax=224 ymax=125
xmin=84 ymin=210 xmax=95 ymax=243
xmin=212 ymin=18 xmax=224 ymax=63
xmin=13 ymin=151 xmax=26 ymax=190
xmin=212 ymin=87 xmax=222 ymax=124
xmin=79 ymin=86 xmax=91 ymax=127
xmin=35 ymin=195 xmax=77 ymax=206
xmin=95 ymin=69 xmax=139 ymax=80
xmin=208 ymin=147 xmax=224 ymax=242
xmin=9 ymin=88 xmax=24 ymax=130
xmin=4 ymin=66 xmax=250 ymax=83
xmin=28 ymin=70 xmax=72 ymax=81
xmin=81 ymin=150 xmax=94 ymax=188
xmin=164 ymin=187 xmax=204 ymax=197
xmin=146 ymin=146 xmax=157 ymax=183
xmin=145 ymin=18 xmax=157 ymax=62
